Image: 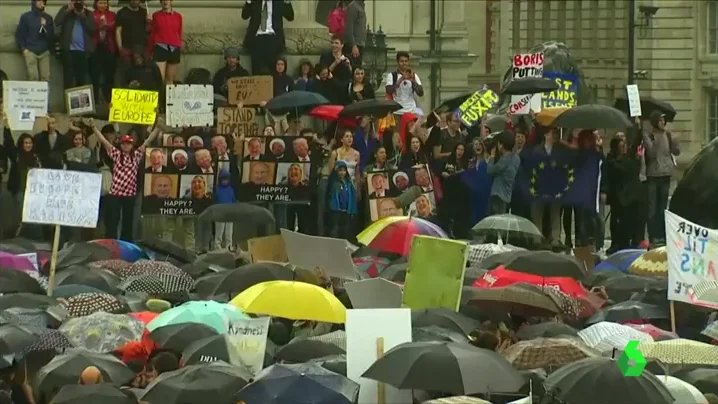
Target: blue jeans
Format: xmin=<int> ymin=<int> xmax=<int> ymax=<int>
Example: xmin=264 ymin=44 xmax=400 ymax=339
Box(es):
xmin=647 ymin=176 xmax=671 ymax=243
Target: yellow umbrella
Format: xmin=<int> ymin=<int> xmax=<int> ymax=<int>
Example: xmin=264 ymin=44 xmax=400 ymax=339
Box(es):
xmin=536 ymin=107 xmax=570 ymax=127
xmin=357 ymin=215 xmax=409 ymax=244
xmin=230 ymin=281 xmax=346 ymax=323
xmin=629 ymin=247 xmax=668 ymax=277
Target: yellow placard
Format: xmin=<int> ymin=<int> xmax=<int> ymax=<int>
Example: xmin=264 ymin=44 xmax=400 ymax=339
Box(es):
xmin=109 ymin=88 xmax=159 ymax=125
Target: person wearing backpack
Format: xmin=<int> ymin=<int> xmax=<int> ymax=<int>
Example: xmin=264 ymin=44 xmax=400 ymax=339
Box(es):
xmin=343 ymin=0 xmax=366 ymax=66
xmin=385 ymin=51 xmax=424 ymax=120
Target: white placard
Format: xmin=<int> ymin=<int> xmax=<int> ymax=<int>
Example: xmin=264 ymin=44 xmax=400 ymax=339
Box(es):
xmin=281 ymin=229 xmax=357 ymax=280
xmin=509 ymin=53 xmax=544 ymax=115
xmin=22 ymin=169 xmax=102 ymax=228
xmin=626 ymin=84 xmax=642 ymax=117
xmin=2 ymin=80 xmax=49 ymax=131
xmin=225 ymin=316 xmax=270 ymax=376
xmin=166 ymin=84 xmax=214 ymax=127
xmin=665 ymin=210 xmax=718 ymax=305
xmin=346 ymin=308 xmax=412 ymax=404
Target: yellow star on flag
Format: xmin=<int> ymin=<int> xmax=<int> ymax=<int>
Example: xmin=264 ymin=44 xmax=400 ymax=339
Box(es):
xmin=538 ymin=162 xmax=545 ymax=169
xmin=555 ymin=193 xmax=563 ymax=198
xmin=568 ymin=175 xmax=575 ymax=183
xmin=529 ymin=187 xmax=536 ymax=195
xmin=568 ymin=168 xmax=575 ymax=175
xmin=531 ymin=176 xmax=536 ymax=184
xmin=564 ymin=185 xmax=570 ymax=191
xmin=551 ymin=160 xmax=557 ymax=167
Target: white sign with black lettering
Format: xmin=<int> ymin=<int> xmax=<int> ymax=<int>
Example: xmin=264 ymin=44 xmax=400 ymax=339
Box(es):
xmin=509 ymin=52 xmax=544 ymax=115
xmin=2 ymin=80 xmax=49 ymax=131
xmin=22 ymin=169 xmax=102 ymax=228
xmin=166 ymin=84 xmax=214 ymax=127
xmin=225 ymin=316 xmax=270 ymax=376
xmin=626 ymin=84 xmax=642 ymax=117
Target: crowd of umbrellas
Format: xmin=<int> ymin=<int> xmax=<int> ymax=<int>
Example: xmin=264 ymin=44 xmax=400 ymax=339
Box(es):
xmin=0 ymin=208 xmax=716 ymax=404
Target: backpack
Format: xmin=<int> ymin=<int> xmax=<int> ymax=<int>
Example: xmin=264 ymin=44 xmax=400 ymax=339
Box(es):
xmin=327 ymin=1 xmax=346 ymax=36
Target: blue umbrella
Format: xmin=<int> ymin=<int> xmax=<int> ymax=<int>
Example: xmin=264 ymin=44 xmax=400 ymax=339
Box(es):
xmin=594 ymin=249 xmax=645 ymax=272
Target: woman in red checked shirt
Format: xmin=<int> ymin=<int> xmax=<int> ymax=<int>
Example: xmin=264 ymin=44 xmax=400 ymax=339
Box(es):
xmin=90 ymin=0 xmax=117 ymax=103
xmin=148 ymin=0 xmax=182 ymax=84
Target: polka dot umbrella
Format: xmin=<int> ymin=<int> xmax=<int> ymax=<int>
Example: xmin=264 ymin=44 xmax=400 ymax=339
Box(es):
xmin=88 ymin=259 xmax=132 ymax=275
xmin=59 ymin=293 xmax=128 ymax=318
xmin=24 ymin=329 xmax=75 ymax=353
xmin=118 ymin=273 xmax=195 ymax=296
xmin=116 ymin=260 xmax=190 ymax=280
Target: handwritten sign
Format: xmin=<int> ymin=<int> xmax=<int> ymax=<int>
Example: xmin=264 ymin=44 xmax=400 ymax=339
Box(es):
xmin=22 ymin=169 xmax=102 ymax=228
xmin=225 ymin=316 xmax=270 ymax=376
xmin=626 ymin=84 xmax=642 ymax=117
xmin=666 ymin=211 xmax=718 ymax=305
xmin=227 ymin=76 xmax=273 ymax=106
xmin=509 ymin=52 xmax=544 ymax=115
xmin=455 ymin=89 xmax=499 ymax=127
xmin=217 ymin=107 xmax=259 ymax=136
xmin=542 ymin=72 xmax=578 ymax=109
xmin=2 ymin=80 xmax=49 ymax=131
xmin=166 ymin=84 xmax=214 ymax=127
xmin=109 ymin=88 xmax=158 ymax=125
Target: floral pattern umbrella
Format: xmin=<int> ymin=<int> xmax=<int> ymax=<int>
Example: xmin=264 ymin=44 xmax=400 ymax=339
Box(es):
xmin=59 ymin=312 xmax=145 ymax=353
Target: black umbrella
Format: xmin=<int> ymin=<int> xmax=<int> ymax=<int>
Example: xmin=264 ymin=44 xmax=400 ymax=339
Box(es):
xmin=34 ymin=349 xmax=135 ymax=397
xmin=362 ymin=341 xmax=523 ymax=395
xmin=265 ymin=91 xmax=329 ymax=114
xmin=51 ymin=384 xmax=135 ymax=404
xmin=593 ymin=273 xmax=666 ymax=302
xmin=53 ymin=284 xmax=108 ymax=298
xmin=411 ymin=308 xmax=480 ymax=335
xmin=0 ymin=324 xmax=42 ymax=363
xmin=150 ymin=323 xmax=219 ymax=351
xmin=275 ymin=339 xmax=346 ymax=363
xmin=45 ymin=242 xmax=113 ymax=274
xmin=181 ymin=334 xmax=275 ymax=368
xmin=436 ymin=93 xmax=474 ymax=113
xmin=514 ymin=322 xmax=579 ymax=340
xmin=137 ymin=238 xmax=197 ymax=265
xmin=481 ymin=251 xmax=586 ymax=279
xmin=194 ymin=263 xmax=295 ymax=298
xmin=502 ymin=77 xmax=560 ymax=95
xmin=379 ymin=262 xmax=407 ymax=282
xmin=140 ymin=362 xmax=253 ymax=404
xmin=0 ymin=268 xmax=45 ymax=294
xmin=338 ymin=98 xmax=402 ymax=117
xmin=586 ymin=301 xmax=668 ymax=325
xmin=552 ymin=104 xmax=632 ymax=129
xmin=309 ymin=354 xmax=347 ymax=376
xmin=236 ymin=363 xmax=359 ymax=404
xmin=542 ymin=357 xmax=674 ymax=404
xmin=0 ymin=293 xmax=58 ymax=311
xmin=56 ymin=267 xmax=120 ymax=294
xmin=614 ymin=93 xmax=676 ymax=122
xmin=413 ymin=326 xmax=469 ymax=344
xmin=674 ymin=368 xmax=718 ymax=395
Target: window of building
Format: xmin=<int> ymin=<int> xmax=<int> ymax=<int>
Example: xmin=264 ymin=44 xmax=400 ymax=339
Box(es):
xmin=708 ymin=90 xmax=718 ymax=141
xmin=710 ymin=1 xmax=718 ymax=53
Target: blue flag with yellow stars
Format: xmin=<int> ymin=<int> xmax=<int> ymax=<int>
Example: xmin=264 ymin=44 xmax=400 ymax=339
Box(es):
xmin=516 ymin=146 xmax=602 ymax=211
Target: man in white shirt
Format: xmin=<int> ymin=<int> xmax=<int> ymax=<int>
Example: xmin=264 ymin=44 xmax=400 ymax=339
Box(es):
xmin=385 ymin=51 xmax=424 ymax=119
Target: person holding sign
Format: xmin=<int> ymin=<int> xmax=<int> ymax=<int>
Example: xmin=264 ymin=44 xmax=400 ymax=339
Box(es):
xmin=148 ymin=0 xmax=183 ymax=84
xmin=91 ymin=118 xmax=160 ymax=241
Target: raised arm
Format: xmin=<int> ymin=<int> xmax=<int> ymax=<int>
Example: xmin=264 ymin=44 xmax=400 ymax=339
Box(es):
xmin=91 ymin=123 xmax=114 ymax=152
xmin=140 ymin=125 xmax=161 ymax=151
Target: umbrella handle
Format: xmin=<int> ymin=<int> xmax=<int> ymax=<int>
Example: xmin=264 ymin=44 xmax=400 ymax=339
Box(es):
xmin=376 ymin=337 xmax=385 ymax=404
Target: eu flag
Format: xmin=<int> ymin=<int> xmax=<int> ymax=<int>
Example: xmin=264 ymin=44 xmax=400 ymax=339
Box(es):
xmin=516 ymin=146 xmax=602 ymax=211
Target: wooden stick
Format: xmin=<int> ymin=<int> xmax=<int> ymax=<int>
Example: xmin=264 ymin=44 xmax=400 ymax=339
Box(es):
xmin=669 ymin=300 xmax=676 ymax=333
xmin=376 ymin=337 xmax=385 ymax=404
xmin=47 ymin=225 xmax=61 ymax=297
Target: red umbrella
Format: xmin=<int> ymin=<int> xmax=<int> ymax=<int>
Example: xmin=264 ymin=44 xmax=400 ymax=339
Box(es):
xmin=310 ymin=105 xmax=357 ymax=127
xmin=119 ymin=311 xmax=160 ymax=361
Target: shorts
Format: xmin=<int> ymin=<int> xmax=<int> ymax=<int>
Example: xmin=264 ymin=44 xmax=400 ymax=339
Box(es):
xmin=153 ymin=44 xmax=181 ymax=64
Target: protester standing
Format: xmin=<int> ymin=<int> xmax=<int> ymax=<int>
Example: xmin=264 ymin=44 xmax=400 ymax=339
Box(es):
xmin=91 ymin=120 xmax=159 ymax=241
xmin=487 ymin=132 xmax=519 ymax=215
xmin=15 ymin=0 xmax=54 ymax=82
xmin=346 ymin=67 xmax=374 ymax=104
xmin=294 ymin=59 xmax=314 ymax=91
xmin=89 ymin=0 xmax=117 ymax=104
xmin=115 ymin=0 xmax=148 ymax=79
xmin=328 ymin=160 xmax=357 ymax=240
xmin=56 ymin=0 xmax=96 ymax=90
xmin=241 ymin=0 xmax=294 ymax=75
xmin=352 ymin=115 xmax=378 ymax=172
xmin=530 ymin=128 xmax=562 ymax=246
xmin=342 ymin=0 xmax=366 ymax=66
xmin=212 ymin=47 xmax=250 ymax=99
xmin=148 ymin=0 xmax=182 ymax=84
xmin=213 ymin=169 xmax=236 ymax=251
xmin=33 ymin=115 xmax=69 ymax=169
xmin=605 ymin=135 xmax=641 ymax=253
xmin=385 ymin=52 xmax=424 ymax=120
xmin=643 ymin=110 xmax=680 ymax=246
xmin=320 ymin=35 xmax=352 ymax=84
xmin=3 ymin=125 xmax=40 ymax=226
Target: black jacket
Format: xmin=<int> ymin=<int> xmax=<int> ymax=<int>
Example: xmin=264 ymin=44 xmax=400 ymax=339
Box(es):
xmin=4 ymin=128 xmax=40 ymax=195
xmin=241 ymin=0 xmax=294 ymax=52
xmin=33 ymin=130 xmax=70 ymax=169
xmin=55 ymin=5 xmax=96 ymax=52
xmin=212 ymin=64 xmax=250 ymax=97
xmin=605 ymin=155 xmax=641 ymax=207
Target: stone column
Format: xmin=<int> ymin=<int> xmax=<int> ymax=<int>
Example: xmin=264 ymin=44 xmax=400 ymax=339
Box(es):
xmin=439 ymin=0 xmax=469 ymax=52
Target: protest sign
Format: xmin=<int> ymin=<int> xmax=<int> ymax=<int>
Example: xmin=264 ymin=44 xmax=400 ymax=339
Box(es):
xmin=226 ymin=316 xmax=270 ymax=376
xmin=542 ymin=72 xmax=578 ymax=109
xmin=345 ymin=278 xmax=403 ymax=309
xmin=23 ymin=169 xmax=102 ymax=228
xmin=247 ymin=235 xmax=288 ymax=263
xmin=346 ymin=309 xmax=412 ymax=404
xmin=109 ymin=88 xmax=158 ymax=125
xmin=166 ymin=84 xmax=214 ymax=127
xmin=227 ymin=76 xmax=273 ymax=106
xmin=141 ymin=147 xmax=219 ymax=216
xmin=281 ymin=229 xmax=356 ymax=280
xmin=402 ymin=236 xmax=468 ymax=310
xmin=665 ymin=211 xmax=718 ymax=305
xmin=2 ymin=80 xmax=49 ymax=131
xmin=626 ymin=84 xmax=642 ymax=117
xmin=455 ymin=89 xmax=499 ymax=127
xmin=217 ymin=107 xmax=259 ymax=137
xmin=65 ymin=85 xmax=95 ymax=116
xmin=238 ymin=136 xmax=313 ymax=203
xmin=509 ymin=52 xmax=544 ymax=115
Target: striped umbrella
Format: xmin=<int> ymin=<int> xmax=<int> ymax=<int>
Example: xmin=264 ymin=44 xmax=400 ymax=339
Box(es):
xmin=357 ymin=216 xmax=447 ymax=256
xmin=629 ymin=247 xmax=668 ymax=277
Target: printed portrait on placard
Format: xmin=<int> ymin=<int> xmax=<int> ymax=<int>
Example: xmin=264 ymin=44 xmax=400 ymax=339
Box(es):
xmin=367 ymin=172 xmax=390 ymax=199
xmin=242 ymin=161 xmax=276 ymax=186
xmin=145 ymin=148 xmax=168 ymax=173
xmin=143 ymin=174 xmax=179 ymax=199
xmin=194 ymin=148 xmax=214 ymax=174
xmin=180 ymin=175 xmax=213 ymax=199
xmin=277 ymin=163 xmax=309 ymax=188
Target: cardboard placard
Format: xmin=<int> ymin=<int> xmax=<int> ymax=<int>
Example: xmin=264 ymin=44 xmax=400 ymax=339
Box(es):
xmin=217 ymin=107 xmax=259 ymax=136
xmin=247 ymin=235 xmax=288 ymax=263
xmin=281 ymin=229 xmax=356 ymax=279
xmin=166 ymin=84 xmax=214 ymax=127
xmin=110 ymin=88 xmax=158 ymax=125
xmin=227 ymin=76 xmax=273 ymax=106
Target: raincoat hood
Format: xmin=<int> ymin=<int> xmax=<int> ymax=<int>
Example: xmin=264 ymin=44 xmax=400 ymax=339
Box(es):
xmin=218 ymin=168 xmax=231 ymax=181
xmin=334 ymin=160 xmax=348 ymax=171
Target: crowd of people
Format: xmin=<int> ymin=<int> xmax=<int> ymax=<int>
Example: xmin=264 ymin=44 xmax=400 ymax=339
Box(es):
xmin=1 ymin=0 xmax=681 ymax=256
